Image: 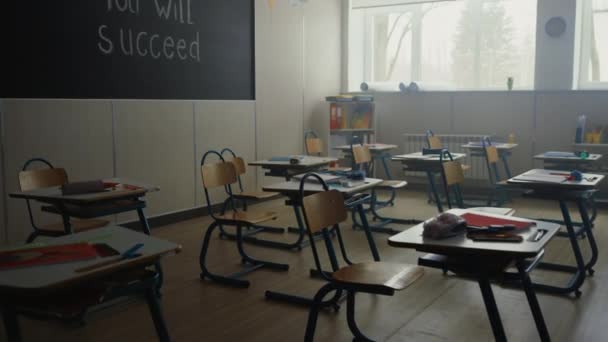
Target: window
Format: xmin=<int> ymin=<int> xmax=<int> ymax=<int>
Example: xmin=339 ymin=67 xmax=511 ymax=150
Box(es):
xmin=348 ymin=0 xmax=537 ymax=91
xmin=578 ymin=0 xmax=608 ymax=88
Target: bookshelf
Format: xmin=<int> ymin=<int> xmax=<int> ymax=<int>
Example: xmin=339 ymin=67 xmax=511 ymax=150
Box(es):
xmin=326 ymin=95 xmax=376 ymax=158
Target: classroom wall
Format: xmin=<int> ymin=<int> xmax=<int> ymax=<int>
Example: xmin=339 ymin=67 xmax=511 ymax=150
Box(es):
xmin=0 ymin=1 xmax=342 ymax=245
xmin=375 ymin=90 xmax=608 ymax=180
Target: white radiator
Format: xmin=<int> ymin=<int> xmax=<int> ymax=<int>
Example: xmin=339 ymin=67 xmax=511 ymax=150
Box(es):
xmin=401 ymin=134 xmax=491 ymax=180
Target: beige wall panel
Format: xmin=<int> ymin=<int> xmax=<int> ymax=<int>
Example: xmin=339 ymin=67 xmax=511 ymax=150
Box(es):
xmin=255 ymin=1 xmax=305 ymax=186
xmin=114 ymin=101 xmax=195 ymax=223
xmin=3 ymin=99 xmax=114 ymax=244
xmin=452 ymin=93 xmax=536 ymax=175
xmin=194 ymin=101 xmax=256 ymax=207
xmin=376 ymin=93 xmax=453 ymax=147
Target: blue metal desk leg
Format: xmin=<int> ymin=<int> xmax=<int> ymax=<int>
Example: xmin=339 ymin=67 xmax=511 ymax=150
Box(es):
xmin=577 ymin=198 xmax=599 ymax=275
xmin=144 ymin=284 xmax=171 ymax=342
xmin=137 ymin=208 xmax=164 ymax=293
xmin=501 ymin=154 xmax=512 ymax=179
xmin=355 ymin=203 xmax=380 ymax=262
xmin=478 ymin=277 xmax=507 ymax=342
xmin=534 ymin=200 xmax=586 ymax=297
xmin=427 ymin=171 xmax=443 ymax=212
xmin=2 ymin=305 xmax=21 ymax=342
xmin=516 ymin=260 xmax=551 ymax=342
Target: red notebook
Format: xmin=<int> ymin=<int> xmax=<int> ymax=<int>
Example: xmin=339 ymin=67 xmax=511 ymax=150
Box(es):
xmin=0 ymin=243 xmax=98 ymax=270
xmin=460 ymin=213 xmax=534 ymax=230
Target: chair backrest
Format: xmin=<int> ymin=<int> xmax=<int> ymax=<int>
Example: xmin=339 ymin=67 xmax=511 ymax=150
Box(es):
xmin=231 ymin=157 xmax=247 ymax=177
xmin=19 ymin=158 xmax=65 ymax=233
xmin=299 ymin=173 xmax=353 ymax=278
xmin=442 ymin=160 xmax=465 ymax=187
xmin=351 ymin=144 xmax=372 ymax=165
xmin=485 ymin=146 xmax=499 ymax=164
xmin=201 ymin=161 xmax=237 ymax=189
xmin=302 ymin=190 xmax=348 ymax=234
xmin=305 ymin=138 xmax=323 ymax=156
xmin=427 ymin=135 xmax=443 ymax=149
xmin=19 ymin=168 xmax=68 ymax=192
xmin=440 ymin=160 xmax=466 ymax=210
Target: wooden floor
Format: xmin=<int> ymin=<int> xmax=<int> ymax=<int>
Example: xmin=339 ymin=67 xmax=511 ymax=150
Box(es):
xmin=4 ymin=190 xmax=607 ymax=341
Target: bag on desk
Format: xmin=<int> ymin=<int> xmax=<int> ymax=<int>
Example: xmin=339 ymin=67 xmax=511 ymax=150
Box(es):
xmin=423 ymin=213 xmax=467 ymax=240
xmin=61 ymin=180 xmax=105 ymax=195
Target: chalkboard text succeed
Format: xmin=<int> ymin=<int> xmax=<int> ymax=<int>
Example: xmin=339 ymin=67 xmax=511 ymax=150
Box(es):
xmin=4 ymin=0 xmax=255 ymax=100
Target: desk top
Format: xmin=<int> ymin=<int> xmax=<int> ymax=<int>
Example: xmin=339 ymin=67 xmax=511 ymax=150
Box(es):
xmin=9 ymin=178 xmax=159 ymax=204
xmin=263 ymin=177 xmax=383 ymax=195
xmin=506 ymin=169 xmax=604 ymax=190
xmin=461 ymin=143 xmax=518 ymax=150
xmin=0 ymin=226 xmax=180 ymax=293
xmin=333 ymin=143 xmax=398 ymax=152
xmin=534 ymin=152 xmax=602 ymax=162
xmin=388 ymin=209 xmax=560 ymax=258
xmin=249 ymin=156 xmax=337 ymax=169
xmin=392 ymin=152 xmax=466 ymax=162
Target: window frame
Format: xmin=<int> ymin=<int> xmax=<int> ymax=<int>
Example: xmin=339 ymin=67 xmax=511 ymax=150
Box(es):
xmin=576 ymin=0 xmax=608 ymax=90
xmin=348 ymin=0 xmax=538 ymax=92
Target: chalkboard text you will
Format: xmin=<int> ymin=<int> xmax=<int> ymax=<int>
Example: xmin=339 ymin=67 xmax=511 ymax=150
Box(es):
xmin=98 ymin=0 xmax=200 ymax=62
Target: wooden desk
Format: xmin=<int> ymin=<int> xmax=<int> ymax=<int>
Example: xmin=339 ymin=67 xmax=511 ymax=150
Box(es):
xmin=0 ymin=226 xmax=180 ymax=342
xmin=534 ymin=152 xmax=602 ymax=171
xmin=9 ymin=178 xmax=159 ymax=235
xmin=392 ymin=152 xmax=466 ymax=212
xmin=259 ymin=178 xmax=383 ymax=256
xmin=249 ymin=156 xmax=337 ymax=180
xmin=462 ymin=142 xmax=518 ymax=179
xmin=502 ymin=169 xmax=604 ymax=297
xmin=389 ymin=209 xmax=559 ymax=342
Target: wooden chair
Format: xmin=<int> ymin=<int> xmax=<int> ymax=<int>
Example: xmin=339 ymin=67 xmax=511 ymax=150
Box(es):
xmin=425 ymin=130 xmax=471 ymax=172
xmin=221 ymin=148 xmax=279 ymax=204
xmin=298 ymin=173 xmax=424 ymax=342
xmin=198 ymin=151 xmax=289 ymax=288
xmin=18 ymin=158 xmax=108 ymax=243
xmin=218 ymin=148 xmax=284 ymax=240
xmin=304 ymin=131 xmax=323 ymax=156
xmin=349 ymin=144 xmax=417 ymax=235
xmin=483 ymin=142 xmax=509 ymax=206
xmin=438 ymin=153 xmax=514 ymax=216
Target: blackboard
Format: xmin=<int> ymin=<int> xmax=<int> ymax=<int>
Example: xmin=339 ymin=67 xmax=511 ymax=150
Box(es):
xmin=2 ymin=0 xmax=255 ymax=100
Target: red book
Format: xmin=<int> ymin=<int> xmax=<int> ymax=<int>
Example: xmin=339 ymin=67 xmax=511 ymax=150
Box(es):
xmin=0 ymin=243 xmax=98 ymax=270
xmin=460 ymin=213 xmax=533 ymax=230
xmin=330 ymin=104 xmax=338 ymax=129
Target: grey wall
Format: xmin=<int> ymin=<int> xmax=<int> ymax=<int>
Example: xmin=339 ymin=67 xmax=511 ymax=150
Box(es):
xmin=375 ymin=90 xmax=608 ymax=179
xmin=0 ymin=1 xmax=342 ymax=245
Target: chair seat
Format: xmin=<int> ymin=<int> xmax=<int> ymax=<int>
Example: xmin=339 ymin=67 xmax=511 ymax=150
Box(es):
xmin=332 ymin=262 xmax=424 ymax=292
xmin=468 ymin=207 xmax=515 ymax=216
xmin=216 ymin=211 xmax=278 ymax=225
xmin=233 ymin=190 xmax=279 ymax=200
xmin=39 ymin=219 xmax=109 ymax=233
xmin=376 ymin=180 xmax=407 ymax=189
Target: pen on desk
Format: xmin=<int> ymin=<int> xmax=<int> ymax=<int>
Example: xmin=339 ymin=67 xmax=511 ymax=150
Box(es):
xmin=533 ymin=229 xmax=545 ymax=242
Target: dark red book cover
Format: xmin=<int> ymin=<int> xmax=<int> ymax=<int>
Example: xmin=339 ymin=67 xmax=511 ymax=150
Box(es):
xmin=460 ymin=213 xmax=533 ymax=230
xmin=0 ymin=243 xmax=98 ymax=270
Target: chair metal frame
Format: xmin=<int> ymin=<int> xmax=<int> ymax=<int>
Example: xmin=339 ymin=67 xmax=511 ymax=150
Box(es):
xmin=198 ymin=150 xmax=289 ymax=288
xmin=216 ymin=148 xmax=284 ymax=241
xmin=20 ymin=158 xmax=64 ymax=243
xmin=296 ymin=174 xmax=412 ymax=342
xmin=349 ymin=142 xmax=420 ymax=235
